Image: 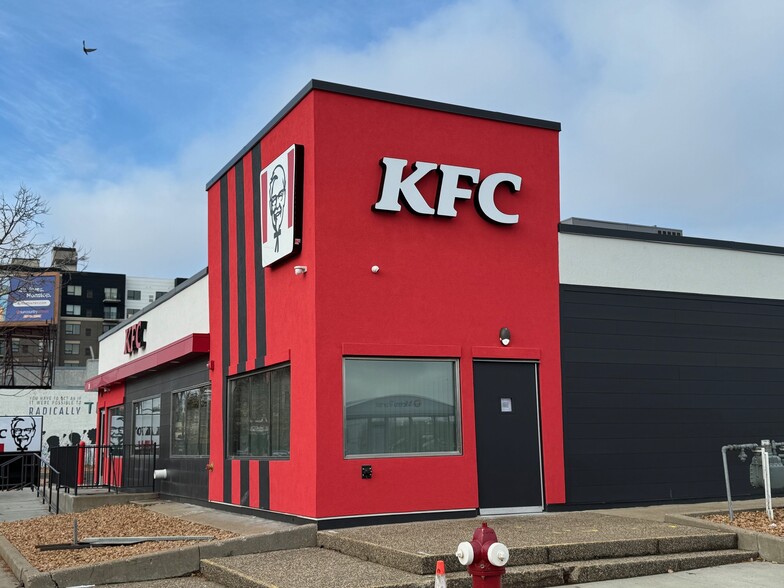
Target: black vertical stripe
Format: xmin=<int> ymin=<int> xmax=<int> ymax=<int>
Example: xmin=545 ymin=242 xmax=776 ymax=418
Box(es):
xmin=258 ymin=460 xmax=270 ymax=510
xmin=220 ymin=174 xmax=232 ymax=504
xmin=235 ymin=158 xmax=248 ymax=371
xmin=240 ymin=460 xmax=249 ymax=506
xmin=251 ymin=144 xmax=267 ymax=368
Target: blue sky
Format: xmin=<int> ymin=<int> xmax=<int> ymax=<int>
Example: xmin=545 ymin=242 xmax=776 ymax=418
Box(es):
xmin=1 ymin=0 xmax=783 ymax=278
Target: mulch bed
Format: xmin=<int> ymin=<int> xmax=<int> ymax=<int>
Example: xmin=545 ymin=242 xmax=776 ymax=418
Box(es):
xmin=0 ymin=504 xmax=235 ymax=572
xmin=701 ymin=507 xmax=784 ymax=538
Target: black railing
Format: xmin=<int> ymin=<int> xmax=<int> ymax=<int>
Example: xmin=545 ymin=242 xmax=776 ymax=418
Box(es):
xmin=0 ymin=452 xmax=61 ymax=514
xmin=49 ymin=443 xmax=157 ymax=494
xmin=1 ymin=452 xmax=39 ymax=490
xmin=37 ymin=457 xmax=62 ymax=514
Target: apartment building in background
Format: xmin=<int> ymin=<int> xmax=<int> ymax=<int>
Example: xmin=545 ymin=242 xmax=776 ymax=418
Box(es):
xmin=125 ymin=276 xmax=186 ymax=319
xmin=57 ymin=270 xmax=126 ymax=367
xmin=1 ymin=247 xmax=184 ymax=381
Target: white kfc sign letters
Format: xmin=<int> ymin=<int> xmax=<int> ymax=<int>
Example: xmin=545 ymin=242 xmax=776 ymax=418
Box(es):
xmin=374 ymin=157 xmax=522 ymax=224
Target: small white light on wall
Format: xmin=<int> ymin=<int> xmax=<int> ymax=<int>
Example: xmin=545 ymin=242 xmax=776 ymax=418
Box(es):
xmin=371 ymin=265 xmax=380 ymax=274
xmin=499 ymin=327 xmax=511 ymax=346
xmin=294 ymin=266 xmax=308 ymax=275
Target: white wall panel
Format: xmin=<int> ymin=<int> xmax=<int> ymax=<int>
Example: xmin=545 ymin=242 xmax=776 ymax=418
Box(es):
xmin=98 ymin=274 xmax=209 ymax=373
xmin=559 ymin=233 xmax=784 ymax=300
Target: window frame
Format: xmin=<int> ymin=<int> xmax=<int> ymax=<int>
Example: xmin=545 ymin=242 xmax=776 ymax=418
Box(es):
xmin=66 ymin=285 xmax=82 ymax=296
xmin=132 ymin=395 xmax=161 ymax=453
xmin=127 ymin=289 xmax=141 ymax=300
xmin=226 ymin=363 xmax=291 ymax=460
xmin=65 ymin=304 xmax=81 ymax=316
xmin=342 ymin=356 xmax=462 ymax=459
xmin=170 ymin=383 xmax=211 ymax=458
xmin=107 ymin=404 xmax=125 ymax=446
xmin=64 ymin=322 xmax=81 ymax=335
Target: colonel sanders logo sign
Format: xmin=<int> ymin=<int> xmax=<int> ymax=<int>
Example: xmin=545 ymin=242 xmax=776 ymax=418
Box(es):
xmin=0 ymin=415 xmax=43 ymax=453
xmin=260 ymin=144 xmax=303 ymax=267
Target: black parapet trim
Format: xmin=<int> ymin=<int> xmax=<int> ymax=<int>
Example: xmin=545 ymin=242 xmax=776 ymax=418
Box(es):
xmin=206 ymin=80 xmax=562 ymax=190
xmin=558 ymin=222 xmax=784 ymax=256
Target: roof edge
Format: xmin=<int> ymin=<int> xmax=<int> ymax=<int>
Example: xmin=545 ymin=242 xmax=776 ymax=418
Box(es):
xmin=206 ymin=79 xmax=561 ymax=190
xmin=558 ymin=223 xmax=784 ymax=257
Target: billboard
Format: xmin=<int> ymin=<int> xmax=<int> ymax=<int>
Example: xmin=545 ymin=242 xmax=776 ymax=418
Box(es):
xmin=0 ymin=273 xmax=60 ymax=326
xmin=0 ymin=415 xmax=44 ymax=453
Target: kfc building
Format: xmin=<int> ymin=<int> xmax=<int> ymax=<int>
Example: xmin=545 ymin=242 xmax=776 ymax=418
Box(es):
xmin=205 ymin=80 xmax=563 ymax=523
xmin=89 ymin=81 xmax=784 ymax=525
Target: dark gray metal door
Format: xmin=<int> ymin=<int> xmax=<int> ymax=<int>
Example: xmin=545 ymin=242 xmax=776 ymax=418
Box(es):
xmin=473 ymin=360 xmax=543 ymax=513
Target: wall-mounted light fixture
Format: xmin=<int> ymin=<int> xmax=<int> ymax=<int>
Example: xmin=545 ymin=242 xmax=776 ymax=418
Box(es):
xmin=371 ymin=265 xmax=380 ymax=274
xmin=499 ymin=327 xmax=511 ymax=346
xmin=294 ymin=266 xmax=308 ymax=275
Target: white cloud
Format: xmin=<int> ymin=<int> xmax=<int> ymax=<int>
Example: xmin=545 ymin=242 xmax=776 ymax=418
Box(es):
xmin=273 ymin=0 xmax=784 ymax=244
xmin=12 ymin=0 xmax=784 ymax=283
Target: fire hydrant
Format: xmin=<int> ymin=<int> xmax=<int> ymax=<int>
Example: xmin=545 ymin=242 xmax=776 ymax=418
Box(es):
xmin=455 ymin=522 xmax=510 ymax=587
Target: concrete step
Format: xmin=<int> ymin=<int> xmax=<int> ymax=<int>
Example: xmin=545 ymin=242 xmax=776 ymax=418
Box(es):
xmin=317 ymin=528 xmax=738 ymax=575
xmin=559 ymin=549 xmax=758 ymax=585
xmin=201 ymin=546 xmax=758 ymax=588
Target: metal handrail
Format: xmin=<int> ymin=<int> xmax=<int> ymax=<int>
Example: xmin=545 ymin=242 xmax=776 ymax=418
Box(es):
xmin=37 ymin=454 xmax=62 ymax=514
xmin=0 ymin=452 xmax=61 ymax=514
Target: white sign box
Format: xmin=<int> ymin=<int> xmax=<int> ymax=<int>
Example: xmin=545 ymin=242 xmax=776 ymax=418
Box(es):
xmin=0 ymin=415 xmax=43 ymax=453
xmin=260 ymin=144 xmax=303 ymax=267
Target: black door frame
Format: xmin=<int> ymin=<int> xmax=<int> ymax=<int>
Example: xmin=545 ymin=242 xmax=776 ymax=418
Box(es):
xmin=474 ymin=359 xmax=544 ymax=515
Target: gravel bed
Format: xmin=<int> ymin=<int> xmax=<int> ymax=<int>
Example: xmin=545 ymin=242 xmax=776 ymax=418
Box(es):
xmin=701 ymin=507 xmax=784 ymax=537
xmin=0 ymin=504 xmax=236 ymax=572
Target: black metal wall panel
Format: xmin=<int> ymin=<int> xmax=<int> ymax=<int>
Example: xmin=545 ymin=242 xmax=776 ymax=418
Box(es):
xmin=560 ymin=284 xmax=784 ymax=506
xmin=124 ymin=359 xmax=210 ymax=501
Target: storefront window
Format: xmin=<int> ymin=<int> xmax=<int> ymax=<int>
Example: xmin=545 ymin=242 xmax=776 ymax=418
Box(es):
xmin=344 ymin=358 xmax=461 ymax=457
xmin=171 ymin=385 xmax=210 ymax=456
xmin=133 ymin=396 xmax=160 ymax=450
xmin=108 ymin=405 xmax=125 ymax=445
xmin=227 ymin=364 xmax=290 ymax=458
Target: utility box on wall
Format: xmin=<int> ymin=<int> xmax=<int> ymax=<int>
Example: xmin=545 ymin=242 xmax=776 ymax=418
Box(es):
xmin=750 ymin=445 xmax=784 ymax=490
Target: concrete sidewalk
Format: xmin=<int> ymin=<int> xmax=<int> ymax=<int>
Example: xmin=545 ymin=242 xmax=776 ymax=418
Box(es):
xmin=0 ymin=489 xmax=50 ymax=588
xmin=0 ymin=489 xmax=50 ymax=523
xmin=1 ymin=491 xmax=782 ymax=587
xmin=574 ymin=561 xmax=783 ymax=587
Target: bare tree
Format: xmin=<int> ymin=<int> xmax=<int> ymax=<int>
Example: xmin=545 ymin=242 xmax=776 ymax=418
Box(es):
xmin=0 ymin=185 xmax=88 ymax=388
xmin=0 ymin=185 xmax=87 ymax=273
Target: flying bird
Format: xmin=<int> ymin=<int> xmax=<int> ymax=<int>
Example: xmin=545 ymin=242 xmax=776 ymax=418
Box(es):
xmin=83 ymin=40 xmax=97 ymax=55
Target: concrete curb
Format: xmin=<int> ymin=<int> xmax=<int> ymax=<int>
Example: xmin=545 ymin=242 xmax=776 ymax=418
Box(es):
xmin=0 ymin=525 xmax=317 ymax=587
xmin=664 ymin=511 xmax=784 ymax=563
xmin=24 ymin=546 xmax=202 ymax=588
xmin=60 ymin=491 xmax=159 ymax=513
xmin=558 ymin=549 xmax=755 ymax=584
xmin=0 ymin=536 xmax=37 ymax=582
